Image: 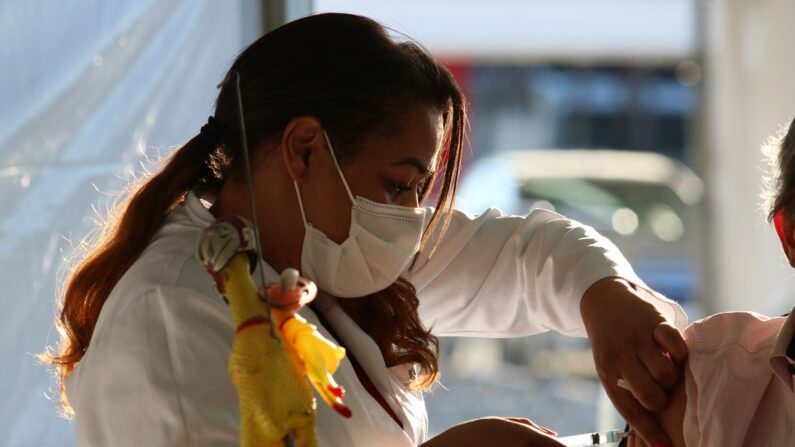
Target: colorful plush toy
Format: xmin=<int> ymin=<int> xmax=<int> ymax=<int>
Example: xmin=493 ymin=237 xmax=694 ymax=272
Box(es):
xmin=196 ymin=216 xmax=350 ymax=447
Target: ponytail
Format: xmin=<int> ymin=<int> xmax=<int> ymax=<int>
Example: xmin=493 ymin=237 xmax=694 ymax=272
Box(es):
xmin=42 ymin=118 xmax=226 ymax=415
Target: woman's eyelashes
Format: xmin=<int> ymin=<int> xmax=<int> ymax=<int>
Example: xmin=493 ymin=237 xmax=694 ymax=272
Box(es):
xmin=390 ymin=181 xmax=413 ymax=194
xmin=386 ymin=178 xmax=424 ymax=201
xmin=383 ymin=171 xmax=432 ymax=202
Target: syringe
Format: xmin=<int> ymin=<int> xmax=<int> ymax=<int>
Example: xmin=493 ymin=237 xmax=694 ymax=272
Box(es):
xmin=557 ymin=429 xmax=630 ymax=446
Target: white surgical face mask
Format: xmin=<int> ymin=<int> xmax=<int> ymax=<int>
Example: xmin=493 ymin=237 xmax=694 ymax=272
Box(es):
xmin=292 ymin=131 xmax=428 ymax=298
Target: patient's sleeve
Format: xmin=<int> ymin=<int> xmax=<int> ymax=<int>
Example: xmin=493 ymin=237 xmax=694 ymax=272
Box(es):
xmin=681 ymin=312 xmax=792 ymax=447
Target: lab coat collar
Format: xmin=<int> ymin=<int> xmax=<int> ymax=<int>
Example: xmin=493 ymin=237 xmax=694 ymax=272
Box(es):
xmin=310 ymin=293 xmax=416 ymax=440
xmin=770 ymin=309 xmax=795 ymax=392
xmin=181 ymin=188 xmax=281 ymax=284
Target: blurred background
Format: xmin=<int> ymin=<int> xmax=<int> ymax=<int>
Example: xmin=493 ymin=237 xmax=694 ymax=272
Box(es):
xmin=2 ymin=0 xmax=794 ymax=445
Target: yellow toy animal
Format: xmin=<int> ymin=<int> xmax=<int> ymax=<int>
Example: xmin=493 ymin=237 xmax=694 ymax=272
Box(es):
xmin=265 ymin=271 xmax=351 ymax=418
xmin=196 ymin=216 xmax=350 ymax=447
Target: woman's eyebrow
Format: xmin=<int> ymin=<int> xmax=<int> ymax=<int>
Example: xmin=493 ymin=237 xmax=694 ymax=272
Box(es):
xmin=392 ymin=156 xmax=429 ymax=174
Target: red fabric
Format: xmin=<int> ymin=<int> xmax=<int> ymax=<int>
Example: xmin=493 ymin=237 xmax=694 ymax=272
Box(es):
xmin=346 ymin=349 xmax=404 ymax=429
xmin=235 ymin=316 xmax=269 ymax=333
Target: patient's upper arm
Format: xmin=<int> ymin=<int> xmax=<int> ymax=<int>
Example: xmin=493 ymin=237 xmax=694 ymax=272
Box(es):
xmin=628 ymin=371 xmax=687 ymax=447
xmin=656 ymin=375 xmax=686 ymax=447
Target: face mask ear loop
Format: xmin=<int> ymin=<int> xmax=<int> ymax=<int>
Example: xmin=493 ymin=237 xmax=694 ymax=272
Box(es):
xmin=293 ymin=182 xmax=309 ymax=226
xmin=322 ymin=131 xmax=355 ymax=203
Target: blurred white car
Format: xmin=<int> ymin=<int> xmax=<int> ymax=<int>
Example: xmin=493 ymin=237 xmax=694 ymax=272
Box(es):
xmin=456 ymin=149 xmax=706 ymax=306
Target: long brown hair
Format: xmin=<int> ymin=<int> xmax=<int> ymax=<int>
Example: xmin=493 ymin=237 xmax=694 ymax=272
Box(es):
xmin=765 ymin=117 xmax=795 ymax=219
xmin=43 ymin=12 xmax=467 ymax=414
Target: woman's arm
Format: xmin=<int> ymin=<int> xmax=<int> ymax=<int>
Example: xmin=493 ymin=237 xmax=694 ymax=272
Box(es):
xmin=68 ymin=286 xmax=239 ymax=446
xmin=406 ymin=207 xmax=688 ymax=445
xmin=406 ymin=207 xmax=686 ymax=337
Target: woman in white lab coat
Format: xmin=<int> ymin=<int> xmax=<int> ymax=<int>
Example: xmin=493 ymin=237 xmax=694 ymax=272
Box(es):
xmin=46 ymin=13 xmax=687 ymax=447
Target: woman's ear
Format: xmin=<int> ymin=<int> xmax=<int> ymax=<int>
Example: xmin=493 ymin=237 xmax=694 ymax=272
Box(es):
xmin=280 ymin=116 xmax=325 ymax=182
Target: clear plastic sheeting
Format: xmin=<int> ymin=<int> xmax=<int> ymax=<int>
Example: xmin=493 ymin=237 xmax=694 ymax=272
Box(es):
xmin=0 ymin=1 xmax=261 ymax=445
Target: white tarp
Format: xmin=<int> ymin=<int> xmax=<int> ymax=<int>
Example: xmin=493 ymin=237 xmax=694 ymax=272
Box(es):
xmin=0 ymin=1 xmax=260 ymax=444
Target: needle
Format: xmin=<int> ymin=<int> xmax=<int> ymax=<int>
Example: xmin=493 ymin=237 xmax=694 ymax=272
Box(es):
xmin=557 ymin=429 xmax=631 ymax=446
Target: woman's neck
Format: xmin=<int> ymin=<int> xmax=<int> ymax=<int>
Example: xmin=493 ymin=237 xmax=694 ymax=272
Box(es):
xmin=208 ymin=177 xmax=303 ymax=279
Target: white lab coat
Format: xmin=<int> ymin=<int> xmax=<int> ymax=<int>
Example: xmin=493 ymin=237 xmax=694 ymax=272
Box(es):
xmin=65 ymin=189 xmax=686 ymax=447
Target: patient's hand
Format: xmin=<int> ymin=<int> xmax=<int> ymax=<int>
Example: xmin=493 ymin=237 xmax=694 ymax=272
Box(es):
xmin=628 ymin=376 xmax=687 ymax=447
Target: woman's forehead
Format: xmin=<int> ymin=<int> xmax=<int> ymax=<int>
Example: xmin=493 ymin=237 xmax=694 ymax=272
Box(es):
xmin=356 ymin=106 xmax=444 ymax=170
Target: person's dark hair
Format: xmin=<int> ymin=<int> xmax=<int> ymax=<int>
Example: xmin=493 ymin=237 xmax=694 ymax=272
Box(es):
xmin=43 ymin=12 xmax=467 ymax=414
xmin=764 ymin=117 xmax=795 ymax=219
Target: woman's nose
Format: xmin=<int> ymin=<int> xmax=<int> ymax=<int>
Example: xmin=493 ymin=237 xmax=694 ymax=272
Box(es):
xmin=396 ymin=193 xmax=420 ymax=209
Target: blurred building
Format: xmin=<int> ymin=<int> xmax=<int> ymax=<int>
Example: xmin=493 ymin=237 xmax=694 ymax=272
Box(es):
xmin=703 ymin=0 xmax=795 ymax=316
xmin=318 ymin=0 xmax=795 ymax=316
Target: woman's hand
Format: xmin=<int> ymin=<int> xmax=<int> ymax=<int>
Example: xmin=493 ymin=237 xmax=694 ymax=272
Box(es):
xmin=580 ymin=277 xmax=688 ymax=447
xmin=421 ymin=416 xmax=565 ymax=447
